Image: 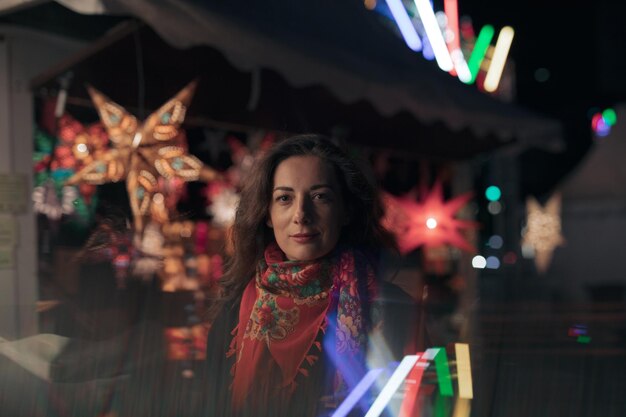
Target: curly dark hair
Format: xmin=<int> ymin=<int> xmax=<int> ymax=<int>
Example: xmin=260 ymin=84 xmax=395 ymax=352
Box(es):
xmin=211 ymin=134 xmax=395 ymax=316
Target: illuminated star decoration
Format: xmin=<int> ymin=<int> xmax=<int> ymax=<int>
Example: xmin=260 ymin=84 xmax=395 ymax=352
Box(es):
xmin=225 ymin=131 xmax=275 ymax=188
xmin=31 ymin=117 xmax=106 ymax=221
xmin=383 ymin=182 xmax=477 ymax=255
xmin=66 ymin=80 xmax=219 ymax=243
xmin=521 ymin=193 xmax=565 ymax=273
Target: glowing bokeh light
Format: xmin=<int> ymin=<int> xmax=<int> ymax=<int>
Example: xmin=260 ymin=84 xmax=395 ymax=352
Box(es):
xmin=460 ymin=16 xmax=475 ymax=41
xmin=591 ymin=113 xmax=603 ymax=131
xmin=487 ymin=201 xmax=502 ymax=215
xmin=602 ymin=108 xmax=617 ymax=126
xmin=502 ymin=251 xmax=517 ymax=264
xmin=487 ymin=234 xmax=503 ymax=249
xmin=485 ymin=185 xmax=501 ymax=201
xmin=384 ymin=0 xmax=423 ymax=51
xmin=364 ymin=0 xmax=377 ymax=10
xmin=471 ymin=255 xmax=486 ymax=269
xmin=413 ymin=0 xmax=454 ymax=71
xmin=484 ymin=26 xmax=515 ymax=92
xmin=596 ymin=117 xmax=611 ymax=137
xmin=467 ymin=25 xmax=494 ymax=84
xmin=486 ymin=256 xmax=500 ymax=269
xmin=534 ymin=67 xmax=550 ymax=82
xmin=577 ymin=335 xmax=591 ymax=344
xmin=568 ymin=325 xmax=587 ymax=337
xmin=426 ymin=217 xmax=438 ymax=229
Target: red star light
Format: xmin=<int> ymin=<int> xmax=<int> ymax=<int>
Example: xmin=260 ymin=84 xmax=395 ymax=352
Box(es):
xmin=383 ymin=182 xmax=477 ymax=255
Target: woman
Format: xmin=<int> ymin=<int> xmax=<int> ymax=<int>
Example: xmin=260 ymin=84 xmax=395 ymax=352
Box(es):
xmin=204 ymin=134 xmax=395 ymax=417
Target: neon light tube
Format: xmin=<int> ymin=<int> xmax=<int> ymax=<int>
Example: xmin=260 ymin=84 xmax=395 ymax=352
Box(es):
xmin=444 ymin=0 xmax=463 ymax=79
xmin=432 ymin=348 xmax=454 ymax=396
xmin=444 ymin=0 xmax=460 ymax=53
xmin=399 ymin=354 xmax=430 ymax=417
xmin=413 ymin=0 xmax=453 ymax=71
xmin=484 ymin=26 xmax=514 ymax=92
xmin=455 ymin=343 xmax=473 ymax=399
xmin=365 ymin=355 xmax=420 ymax=417
xmin=452 ymin=398 xmax=472 ymax=417
xmin=384 ymin=0 xmax=423 ymax=51
xmin=332 ymin=368 xmax=384 ymax=417
xmin=451 ymin=50 xmax=472 ymax=83
xmin=467 ymin=25 xmax=494 ymax=84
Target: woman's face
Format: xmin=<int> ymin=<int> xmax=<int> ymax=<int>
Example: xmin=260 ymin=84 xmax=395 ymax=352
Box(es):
xmin=268 ymin=155 xmax=347 ymax=261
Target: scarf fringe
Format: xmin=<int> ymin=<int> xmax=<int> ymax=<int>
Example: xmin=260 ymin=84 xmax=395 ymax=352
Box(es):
xmin=305 ymin=354 xmax=318 ymax=366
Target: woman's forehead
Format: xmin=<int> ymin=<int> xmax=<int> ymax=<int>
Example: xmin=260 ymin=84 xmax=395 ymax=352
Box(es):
xmin=272 ymin=155 xmax=339 ymax=188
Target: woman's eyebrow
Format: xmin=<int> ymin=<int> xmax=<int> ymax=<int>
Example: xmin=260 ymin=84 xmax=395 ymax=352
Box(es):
xmin=310 ymin=184 xmax=333 ymax=190
xmin=272 ymin=186 xmax=294 ymax=192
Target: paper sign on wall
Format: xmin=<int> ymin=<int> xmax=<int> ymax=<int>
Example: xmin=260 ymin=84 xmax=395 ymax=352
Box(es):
xmin=0 ymin=174 xmax=27 ymax=213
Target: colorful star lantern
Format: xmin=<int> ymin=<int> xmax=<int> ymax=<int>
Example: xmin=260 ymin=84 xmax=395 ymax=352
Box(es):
xmin=521 ymin=194 xmax=564 ymax=274
xmin=56 ymin=113 xmax=109 ymax=204
xmin=383 ymin=182 xmax=477 ymax=255
xmin=31 ymin=127 xmax=98 ymax=223
xmin=66 ymin=80 xmax=219 ymax=244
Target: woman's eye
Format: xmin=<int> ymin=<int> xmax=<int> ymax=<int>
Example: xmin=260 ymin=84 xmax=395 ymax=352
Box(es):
xmin=313 ymin=193 xmax=330 ymax=201
xmin=275 ymin=195 xmax=291 ymax=203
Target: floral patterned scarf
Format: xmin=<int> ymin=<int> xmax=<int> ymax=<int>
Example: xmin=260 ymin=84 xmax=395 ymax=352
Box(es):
xmin=227 ymin=242 xmax=376 ymax=410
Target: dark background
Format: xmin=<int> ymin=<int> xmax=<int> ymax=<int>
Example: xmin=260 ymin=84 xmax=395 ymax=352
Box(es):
xmin=459 ymin=0 xmax=626 ymax=198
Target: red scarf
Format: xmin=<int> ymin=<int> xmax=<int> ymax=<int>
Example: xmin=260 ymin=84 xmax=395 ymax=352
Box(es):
xmin=228 ymin=242 xmax=376 ymax=409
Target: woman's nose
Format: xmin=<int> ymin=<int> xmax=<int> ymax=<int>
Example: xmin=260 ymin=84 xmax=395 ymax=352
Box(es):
xmin=293 ymin=197 xmax=312 ymax=224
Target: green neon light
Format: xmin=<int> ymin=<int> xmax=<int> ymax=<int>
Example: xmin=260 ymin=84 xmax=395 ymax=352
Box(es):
xmin=434 ymin=390 xmax=452 ymax=417
xmin=602 ymin=108 xmax=617 ymax=126
xmin=577 ymin=335 xmax=591 ymax=344
xmin=467 ymin=25 xmax=495 ymax=84
xmin=433 ymin=348 xmax=454 ymax=397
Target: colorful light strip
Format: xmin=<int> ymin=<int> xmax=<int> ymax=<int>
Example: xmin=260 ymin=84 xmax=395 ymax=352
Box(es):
xmin=384 ymin=0 xmax=423 ymax=51
xmin=332 ymin=368 xmax=384 ymax=417
xmin=455 ymin=343 xmax=473 ymax=399
xmin=451 ymin=50 xmax=472 ymax=83
xmin=364 ymin=355 xmax=420 ymax=417
xmin=399 ymin=352 xmax=432 ymax=417
xmin=467 ymin=25 xmax=494 ymax=84
xmin=452 ymin=398 xmax=472 ymax=417
xmin=413 ymin=0 xmax=453 ymax=71
xmin=444 ymin=0 xmax=470 ymax=82
xmin=444 ymin=0 xmax=460 ymax=54
xmin=484 ymin=26 xmax=515 ymax=92
xmin=432 ymin=348 xmax=454 ymax=396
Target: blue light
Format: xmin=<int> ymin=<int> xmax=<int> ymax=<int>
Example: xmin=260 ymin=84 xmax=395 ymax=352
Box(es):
xmin=384 ymin=0 xmax=423 ymax=51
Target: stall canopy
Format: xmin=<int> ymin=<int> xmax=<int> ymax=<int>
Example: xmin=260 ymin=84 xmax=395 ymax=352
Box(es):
xmin=6 ymin=0 xmax=563 ymax=158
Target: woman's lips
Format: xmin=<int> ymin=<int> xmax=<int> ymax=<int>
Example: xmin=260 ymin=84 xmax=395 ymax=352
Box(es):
xmin=290 ymin=233 xmax=320 ymax=243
